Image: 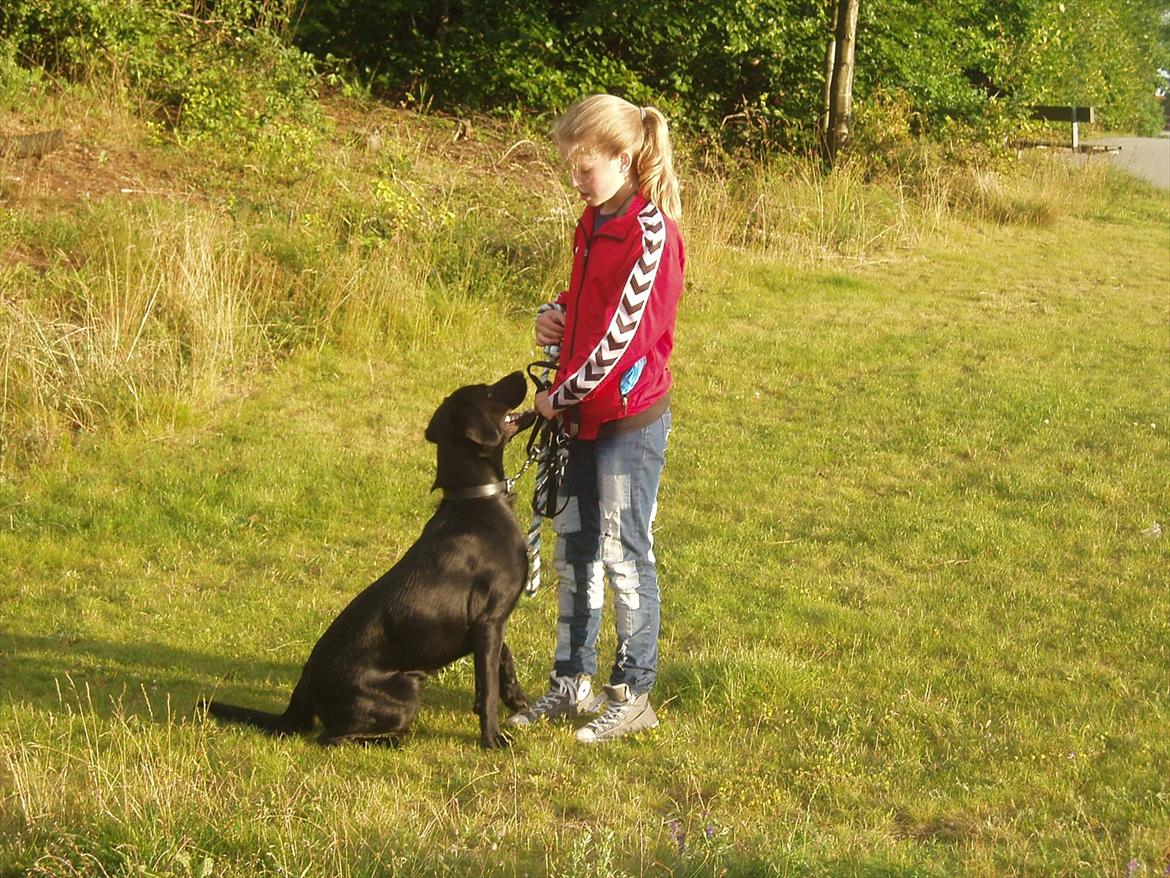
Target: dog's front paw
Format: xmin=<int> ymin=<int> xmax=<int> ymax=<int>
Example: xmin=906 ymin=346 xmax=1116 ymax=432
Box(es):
xmin=504 ymin=693 xmax=529 ymax=713
xmin=480 ymin=729 xmax=514 ymax=750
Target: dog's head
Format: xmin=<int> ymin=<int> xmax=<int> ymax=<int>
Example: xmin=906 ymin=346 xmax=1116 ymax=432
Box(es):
xmin=425 ymin=371 xmax=534 ymax=453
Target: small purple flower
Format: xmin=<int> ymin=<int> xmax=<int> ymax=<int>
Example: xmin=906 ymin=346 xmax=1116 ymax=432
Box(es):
xmin=705 ymin=824 xmax=716 ymax=840
xmin=1126 ymin=859 xmax=1138 ymax=878
xmin=668 ymin=819 xmax=686 ymax=855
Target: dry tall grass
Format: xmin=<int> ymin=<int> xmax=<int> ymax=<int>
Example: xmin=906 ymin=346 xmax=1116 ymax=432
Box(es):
xmin=2 ymin=207 xmax=269 ymax=453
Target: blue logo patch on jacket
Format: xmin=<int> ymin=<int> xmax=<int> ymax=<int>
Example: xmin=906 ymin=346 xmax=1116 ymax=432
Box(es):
xmin=619 ymin=357 xmax=646 ymax=396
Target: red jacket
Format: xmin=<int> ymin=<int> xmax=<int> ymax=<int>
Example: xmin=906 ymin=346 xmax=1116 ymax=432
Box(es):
xmin=548 ymin=193 xmax=685 ymax=440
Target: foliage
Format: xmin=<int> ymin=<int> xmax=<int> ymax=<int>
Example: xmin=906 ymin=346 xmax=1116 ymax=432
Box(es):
xmin=854 ymin=0 xmax=1170 ymax=143
xmin=0 ymin=0 xmax=324 ymax=153
xmin=291 ymin=0 xmax=1169 ymax=148
xmin=1021 ymin=0 xmax=1170 ymax=134
xmin=2 ymin=0 xmax=1165 ymax=149
xmin=295 ymin=0 xmax=831 ymax=149
xmin=0 ymin=35 xmax=43 ymax=108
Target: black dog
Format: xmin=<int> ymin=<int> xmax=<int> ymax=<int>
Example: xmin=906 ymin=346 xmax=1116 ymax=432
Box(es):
xmin=203 ymin=372 xmax=535 ymax=748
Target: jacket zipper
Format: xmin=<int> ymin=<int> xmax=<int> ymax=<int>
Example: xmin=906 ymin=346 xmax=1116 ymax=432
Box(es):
xmin=566 ymin=219 xmax=591 ymax=363
xmin=566 ymin=209 xmax=635 ymax=367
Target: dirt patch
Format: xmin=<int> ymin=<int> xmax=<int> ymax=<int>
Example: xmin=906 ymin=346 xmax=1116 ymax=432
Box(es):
xmin=0 ymin=132 xmax=181 ymax=207
xmin=1 ymin=245 xmax=52 ymax=273
xmin=893 ymin=808 xmax=979 ymax=844
xmin=320 ymin=99 xmax=559 ymax=189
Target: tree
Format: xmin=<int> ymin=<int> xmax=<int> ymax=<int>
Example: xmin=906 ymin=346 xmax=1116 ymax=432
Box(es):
xmin=819 ymin=0 xmax=860 ymax=164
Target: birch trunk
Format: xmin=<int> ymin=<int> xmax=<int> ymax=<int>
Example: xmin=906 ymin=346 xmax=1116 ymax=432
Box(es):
xmin=826 ymin=0 xmax=859 ymax=165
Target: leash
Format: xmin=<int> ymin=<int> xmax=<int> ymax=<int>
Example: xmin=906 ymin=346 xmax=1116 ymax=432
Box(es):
xmin=521 ymin=347 xmax=570 ymax=597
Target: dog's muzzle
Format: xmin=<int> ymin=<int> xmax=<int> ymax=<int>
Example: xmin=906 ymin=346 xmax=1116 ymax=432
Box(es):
xmin=504 ymin=410 xmax=537 ymax=439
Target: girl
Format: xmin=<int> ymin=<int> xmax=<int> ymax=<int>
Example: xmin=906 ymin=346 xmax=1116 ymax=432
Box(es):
xmin=508 ymin=94 xmax=685 ymax=743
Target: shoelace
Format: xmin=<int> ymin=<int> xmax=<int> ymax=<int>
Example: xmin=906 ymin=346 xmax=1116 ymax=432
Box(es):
xmin=587 ymin=700 xmax=631 ymax=732
xmin=531 ymin=685 xmax=572 ymax=715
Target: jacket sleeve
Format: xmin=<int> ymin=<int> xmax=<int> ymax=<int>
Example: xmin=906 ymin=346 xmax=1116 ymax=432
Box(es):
xmin=548 ymin=204 xmax=677 ymax=411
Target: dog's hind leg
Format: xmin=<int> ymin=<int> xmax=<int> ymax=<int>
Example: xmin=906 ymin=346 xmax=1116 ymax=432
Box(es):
xmin=316 ymin=671 xmax=423 ymax=747
xmin=318 ymin=704 xmax=416 ymax=746
xmin=498 ymin=641 xmax=529 ymax=713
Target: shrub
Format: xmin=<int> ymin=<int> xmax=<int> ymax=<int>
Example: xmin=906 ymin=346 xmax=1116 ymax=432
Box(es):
xmin=291 ymin=0 xmax=1168 ymax=151
xmin=0 ymin=36 xmax=42 ymax=108
xmin=1 ymin=0 xmax=324 ymax=157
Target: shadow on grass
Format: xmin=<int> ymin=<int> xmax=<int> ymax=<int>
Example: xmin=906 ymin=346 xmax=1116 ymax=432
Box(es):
xmin=0 ymin=632 xmax=487 ymax=732
xmin=0 ymin=632 xmax=299 ymax=716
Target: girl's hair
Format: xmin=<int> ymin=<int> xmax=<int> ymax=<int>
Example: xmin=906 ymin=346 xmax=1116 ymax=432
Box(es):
xmin=552 ymin=94 xmax=682 ymax=221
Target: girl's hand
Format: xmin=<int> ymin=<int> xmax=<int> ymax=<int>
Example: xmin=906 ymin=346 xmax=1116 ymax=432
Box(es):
xmin=534 ymin=390 xmax=558 ymax=421
xmin=535 ymin=308 xmax=565 ymax=346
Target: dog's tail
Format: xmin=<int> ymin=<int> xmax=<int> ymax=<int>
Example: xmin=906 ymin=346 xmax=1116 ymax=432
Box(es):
xmin=202 ymin=677 xmax=315 ymax=736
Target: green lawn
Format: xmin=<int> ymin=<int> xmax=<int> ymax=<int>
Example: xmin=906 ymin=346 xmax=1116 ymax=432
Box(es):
xmin=1 ymin=170 xmax=1168 ymax=875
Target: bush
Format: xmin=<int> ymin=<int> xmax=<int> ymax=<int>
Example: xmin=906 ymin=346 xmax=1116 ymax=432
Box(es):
xmin=0 ymin=36 xmax=43 ymax=108
xmin=291 ymin=0 xmax=1169 ymax=151
xmin=0 ymin=0 xmax=324 ymax=156
xmin=294 ymin=0 xmax=829 ymax=150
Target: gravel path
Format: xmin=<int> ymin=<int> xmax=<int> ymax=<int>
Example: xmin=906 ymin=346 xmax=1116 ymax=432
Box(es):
xmin=1084 ymin=135 xmax=1170 ymax=189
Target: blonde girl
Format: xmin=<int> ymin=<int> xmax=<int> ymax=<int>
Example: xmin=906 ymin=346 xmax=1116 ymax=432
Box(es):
xmin=508 ymin=94 xmax=686 ymax=743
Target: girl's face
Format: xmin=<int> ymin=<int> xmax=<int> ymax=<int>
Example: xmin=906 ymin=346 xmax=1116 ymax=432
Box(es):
xmin=566 ymin=149 xmax=634 ymax=214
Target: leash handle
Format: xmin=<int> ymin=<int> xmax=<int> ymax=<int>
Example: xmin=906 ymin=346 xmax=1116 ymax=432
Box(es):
xmin=523 ymin=333 xmax=565 ymax=596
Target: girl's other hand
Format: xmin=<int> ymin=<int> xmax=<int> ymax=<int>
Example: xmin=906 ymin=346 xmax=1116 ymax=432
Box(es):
xmin=535 ymin=308 xmax=565 ymax=346
xmin=534 ymin=391 xmax=558 ymax=420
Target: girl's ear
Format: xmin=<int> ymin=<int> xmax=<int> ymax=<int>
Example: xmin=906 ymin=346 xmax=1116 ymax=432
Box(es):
xmin=619 ymin=151 xmax=632 ymax=174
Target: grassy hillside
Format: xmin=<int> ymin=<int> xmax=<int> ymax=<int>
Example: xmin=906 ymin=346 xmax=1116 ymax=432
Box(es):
xmin=2 ymin=82 xmax=1169 ymax=876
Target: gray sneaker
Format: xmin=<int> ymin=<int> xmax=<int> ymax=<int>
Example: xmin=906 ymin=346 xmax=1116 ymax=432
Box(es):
xmin=507 ymin=674 xmax=600 ymax=727
xmin=574 ymin=684 xmax=658 ymax=744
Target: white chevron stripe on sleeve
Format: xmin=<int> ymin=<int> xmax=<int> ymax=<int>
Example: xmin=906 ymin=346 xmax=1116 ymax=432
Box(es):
xmin=551 ymin=205 xmax=666 ymax=409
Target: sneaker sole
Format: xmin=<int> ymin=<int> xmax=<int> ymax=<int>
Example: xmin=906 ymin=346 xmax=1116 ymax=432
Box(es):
xmin=575 ymin=709 xmax=658 ymax=744
xmin=576 ymin=719 xmax=659 ymax=744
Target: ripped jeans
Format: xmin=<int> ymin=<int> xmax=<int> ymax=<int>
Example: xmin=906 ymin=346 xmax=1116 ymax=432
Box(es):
xmin=551 ymin=410 xmax=670 ymax=696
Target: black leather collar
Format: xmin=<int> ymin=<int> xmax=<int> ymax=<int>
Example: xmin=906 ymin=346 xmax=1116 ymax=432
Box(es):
xmin=441 ymin=481 xmax=511 ymax=501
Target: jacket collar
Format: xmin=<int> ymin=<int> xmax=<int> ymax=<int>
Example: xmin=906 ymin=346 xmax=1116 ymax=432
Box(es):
xmin=580 ymin=192 xmax=651 ymax=240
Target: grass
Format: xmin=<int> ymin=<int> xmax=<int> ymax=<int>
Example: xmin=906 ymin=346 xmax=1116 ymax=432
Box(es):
xmin=2 ymin=82 xmax=1169 ymax=876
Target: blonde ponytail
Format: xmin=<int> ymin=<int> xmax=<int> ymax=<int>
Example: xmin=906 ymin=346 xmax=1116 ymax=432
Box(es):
xmin=553 ymin=94 xmax=683 ymax=221
xmin=636 ymin=106 xmax=681 ymax=221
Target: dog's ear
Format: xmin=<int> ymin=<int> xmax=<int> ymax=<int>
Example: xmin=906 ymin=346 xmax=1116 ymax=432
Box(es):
xmin=456 ymin=409 xmax=503 ymax=448
xmin=426 ymin=396 xmax=502 ymax=447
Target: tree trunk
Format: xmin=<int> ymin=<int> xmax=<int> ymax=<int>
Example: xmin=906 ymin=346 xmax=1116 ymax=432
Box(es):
xmin=818 ymin=0 xmax=839 ymax=160
xmin=824 ymin=0 xmax=859 ymax=166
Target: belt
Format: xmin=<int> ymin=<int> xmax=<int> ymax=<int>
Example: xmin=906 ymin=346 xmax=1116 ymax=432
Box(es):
xmin=595 ymin=393 xmax=670 ymax=439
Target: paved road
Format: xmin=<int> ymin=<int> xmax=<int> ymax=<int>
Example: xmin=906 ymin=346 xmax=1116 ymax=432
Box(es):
xmin=1084 ymin=135 xmax=1170 ymax=189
